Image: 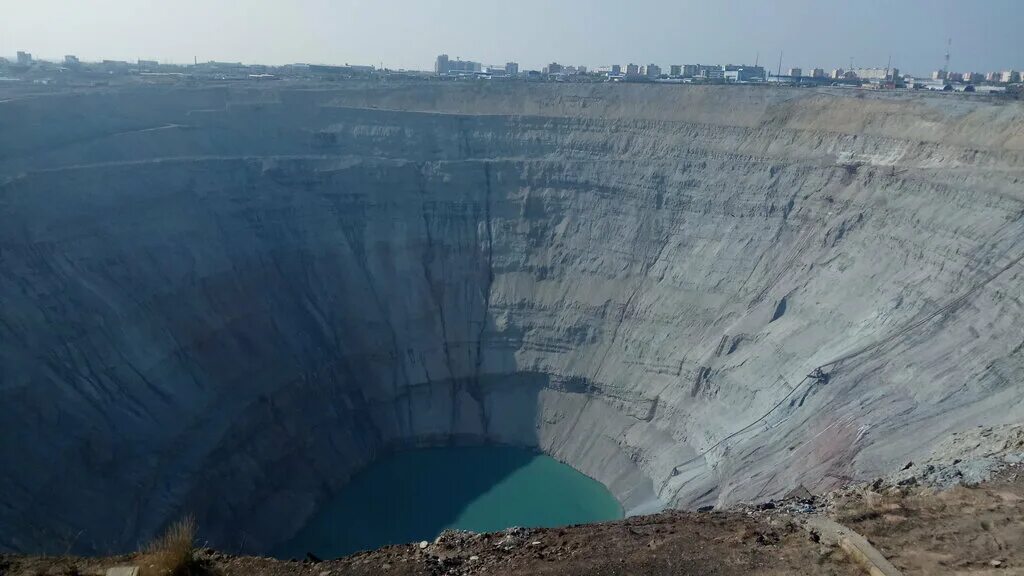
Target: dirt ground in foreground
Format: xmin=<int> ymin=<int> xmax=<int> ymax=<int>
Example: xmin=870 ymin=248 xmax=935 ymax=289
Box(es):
xmin=3 ymin=469 xmax=1023 ymax=576
xmin=1 ymin=510 xmax=858 ymax=576
xmin=827 ymin=467 xmax=1024 ymax=575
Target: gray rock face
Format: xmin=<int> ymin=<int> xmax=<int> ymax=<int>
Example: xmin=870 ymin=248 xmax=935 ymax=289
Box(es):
xmin=1 ymin=82 xmax=1023 ymax=554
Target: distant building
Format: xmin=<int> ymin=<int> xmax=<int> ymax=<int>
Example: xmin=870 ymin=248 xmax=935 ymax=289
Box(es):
xmin=946 ymin=72 xmax=964 ymax=82
xmin=611 ymin=64 xmax=622 ymax=75
xmin=852 ymin=67 xmax=899 ymax=81
xmin=101 ymin=59 xmax=132 ymax=73
xmin=544 ymin=62 xmax=564 ymax=74
xmin=700 ymin=67 xmax=725 ymax=80
xmin=63 ymin=55 xmax=80 ymax=66
xmin=348 ymin=64 xmax=376 ymax=75
xmin=445 ymin=59 xmax=481 ymax=74
xmin=138 ymin=59 xmax=159 ymax=69
xmin=194 ymin=60 xmax=243 ymax=69
xmin=626 ymin=63 xmax=640 ymax=76
xmin=442 ymin=58 xmax=481 ymax=74
xmin=506 ymin=62 xmax=519 ymax=76
xmin=831 ymin=68 xmax=845 ymax=79
xmin=963 ymin=72 xmax=983 ymax=83
xmin=577 ymin=65 xmax=587 ymax=74
xmin=999 ymin=70 xmax=1021 ymax=83
xmin=719 ymin=64 xmax=765 ymax=82
xmin=644 ymin=64 xmax=661 ymax=78
xmin=811 ymin=68 xmax=825 ymax=78
xmin=788 ymin=67 xmax=802 ymax=78
xmin=670 ymin=64 xmax=682 ymax=76
xmin=306 ymin=64 xmax=351 ymax=75
xmin=16 ymin=51 xmax=32 ymax=65
xmin=986 ymin=71 xmax=1001 ymax=82
xmin=932 ymin=70 xmax=948 ymax=81
xmin=435 ymin=54 xmax=450 ymax=74
xmin=682 ymin=64 xmax=700 ymax=78
xmin=299 ymin=63 xmax=373 ymax=77
xmin=737 ymin=66 xmax=765 ymax=82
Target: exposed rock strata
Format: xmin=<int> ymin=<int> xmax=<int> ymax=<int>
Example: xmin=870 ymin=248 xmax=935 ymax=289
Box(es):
xmin=1 ymin=82 xmax=1022 ymax=553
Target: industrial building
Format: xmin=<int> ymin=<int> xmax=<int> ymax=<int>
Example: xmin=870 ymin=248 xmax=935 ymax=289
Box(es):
xmin=542 ymin=63 xmax=588 ymax=76
xmin=449 ymin=60 xmax=481 ymax=73
xmin=435 ymin=54 xmax=482 ymax=75
xmin=701 ymin=67 xmax=725 ymax=80
xmin=102 ymin=60 xmax=132 ymax=71
xmin=723 ymin=65 xmax=766 ymax=82
xmin=303 ymin=64 xmax=374 ymax=77
xmin=851 ymin=67 xmax=899 ymax=81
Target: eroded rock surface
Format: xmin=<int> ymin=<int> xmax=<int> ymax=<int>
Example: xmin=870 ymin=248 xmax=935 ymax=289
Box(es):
xmin=1 ymin=82 xmax=1022 ymax=554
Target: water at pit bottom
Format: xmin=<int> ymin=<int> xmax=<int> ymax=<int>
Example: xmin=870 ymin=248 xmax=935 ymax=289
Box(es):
xmin=276 ymin=446 xmax=622 ymax=558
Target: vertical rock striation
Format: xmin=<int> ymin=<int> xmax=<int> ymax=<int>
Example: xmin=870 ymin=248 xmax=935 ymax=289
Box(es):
xmin=1 ymin=82 xmax=1022 ymax=553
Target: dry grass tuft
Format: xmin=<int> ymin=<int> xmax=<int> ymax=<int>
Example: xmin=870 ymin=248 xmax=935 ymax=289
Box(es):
xmin=140 ymin=517 xmax=202 ymax=576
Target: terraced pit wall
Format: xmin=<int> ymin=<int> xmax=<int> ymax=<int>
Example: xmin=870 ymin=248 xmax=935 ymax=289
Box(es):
xmin=1 ymin=82 xmax=1022 ymax=554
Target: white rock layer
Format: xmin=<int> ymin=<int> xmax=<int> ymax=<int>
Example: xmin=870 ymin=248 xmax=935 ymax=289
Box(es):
xmin=0 ymin=83 xmax=1022 ymax=553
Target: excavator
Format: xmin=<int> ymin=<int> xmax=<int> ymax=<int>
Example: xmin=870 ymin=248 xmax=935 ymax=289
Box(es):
xmin=808 ymin=367 xmax=831 ymax=385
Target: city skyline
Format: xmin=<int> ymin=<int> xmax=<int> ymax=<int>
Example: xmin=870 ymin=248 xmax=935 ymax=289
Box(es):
xmin=2 ymin=0 xmax=1023 ymax=76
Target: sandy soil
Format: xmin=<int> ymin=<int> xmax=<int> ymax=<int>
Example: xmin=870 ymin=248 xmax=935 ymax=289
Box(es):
xmin=827 ymin=467 xmax=1024 ymax=575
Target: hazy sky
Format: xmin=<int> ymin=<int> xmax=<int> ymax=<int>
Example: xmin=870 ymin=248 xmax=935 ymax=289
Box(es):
xmin=2 ymin=0 xmax=1022 ymax=75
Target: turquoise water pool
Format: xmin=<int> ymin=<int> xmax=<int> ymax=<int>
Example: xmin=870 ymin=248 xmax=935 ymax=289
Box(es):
xmin=276 ymin=446 xmax=622 ymax=558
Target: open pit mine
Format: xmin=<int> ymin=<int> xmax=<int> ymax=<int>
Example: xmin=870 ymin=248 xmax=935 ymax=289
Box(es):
xmin=1 ymin=81 xmax=1022 ymax=557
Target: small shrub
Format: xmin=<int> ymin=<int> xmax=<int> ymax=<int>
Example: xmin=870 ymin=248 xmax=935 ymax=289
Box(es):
xmin=141 ymin=517 xmax=200 ymax=576
xmin=836 ymin=509 xmax=881 ymax=524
